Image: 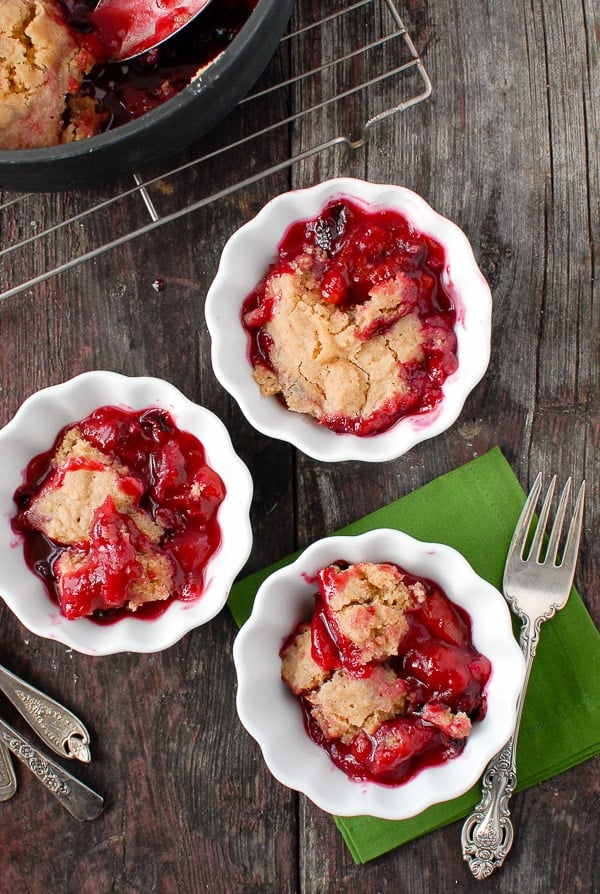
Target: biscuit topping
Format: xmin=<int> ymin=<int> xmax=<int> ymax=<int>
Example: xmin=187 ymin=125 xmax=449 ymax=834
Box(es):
xmin=243 ymin=199 xmax=458 ymax=435
xmin=12 ymin=406 xmax=225 ymax=621
xmin=280 ymin=561 xmax=491 ymax=786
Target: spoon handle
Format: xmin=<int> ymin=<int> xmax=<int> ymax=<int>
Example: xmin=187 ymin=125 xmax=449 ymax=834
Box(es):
xmin=0 ymin=717 xmax=104 ymax=821
xmin=0 ymin=742 xmax=17 ymax=801
xmin=0 ymin=663 xmax=91 ymax=762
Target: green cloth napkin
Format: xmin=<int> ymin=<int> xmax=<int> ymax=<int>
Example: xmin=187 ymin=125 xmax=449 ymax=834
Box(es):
xmin=227 ymin=447 xmax=600 ymax=863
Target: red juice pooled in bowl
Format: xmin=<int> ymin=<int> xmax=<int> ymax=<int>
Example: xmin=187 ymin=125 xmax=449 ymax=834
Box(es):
xmin=280 ymin=561 xmax=491 ymax=786
xmin=62 ymin=0 xmax=258 ymax=130
xmin=242 ymin=198 xmax=458 ymax=436
xmin=12 ymin=406 xmax=225 ymax=623
xmin=0 ymin=1 xmax=258 ymax=151
xmin=86 ymin=0 xmax=213 ymax=63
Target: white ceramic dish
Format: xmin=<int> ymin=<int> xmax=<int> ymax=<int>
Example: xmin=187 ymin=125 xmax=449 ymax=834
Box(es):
xmin=206 ymin=178 xmax=492 ymax=463
xmin=0 ymin=371 xmax=253 ymax=655
xmin=233 ymin=528 xmax=525 ymax=819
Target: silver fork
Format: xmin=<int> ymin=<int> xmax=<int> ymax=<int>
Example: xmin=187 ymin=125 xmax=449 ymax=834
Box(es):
xmin=0 ymin=662 xmax=92 ymax=802
xmin=461 ymin=474 xmax=585 ymax=879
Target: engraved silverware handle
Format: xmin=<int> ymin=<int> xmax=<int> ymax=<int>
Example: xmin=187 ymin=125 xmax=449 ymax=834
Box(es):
xmin=0 ymin=716 xmax=104 ymax=821
xmin=0 ymin=743 xmax=17 ymax=801
xmin=0 ymin=662 xmax=91 ymax=762
xmin=461 ymin=615 xmax=539 ymax=879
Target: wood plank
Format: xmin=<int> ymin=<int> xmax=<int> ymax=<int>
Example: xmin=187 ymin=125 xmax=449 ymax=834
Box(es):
xmin=0 ymin=0 xmax=597 ymax=890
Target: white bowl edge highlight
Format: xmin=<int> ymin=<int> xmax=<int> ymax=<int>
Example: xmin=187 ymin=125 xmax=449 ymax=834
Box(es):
xmin=206 ymin=178 xmax=492 ymax=463
xmin=233 ymin=528 xmax=525 ymax=819
xmin=0 ymin=370 xmax=253 ymax=655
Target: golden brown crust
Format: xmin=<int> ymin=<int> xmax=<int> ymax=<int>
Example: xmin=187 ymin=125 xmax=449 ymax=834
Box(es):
xmin=0 ymin=0 xmax=101 ymax=149
xmin=306 ymin=665 xmax=408 ymax=743
xmin=24 ymin=425 xmax=175 ymax=612
xmin=280 ymin=562 xmax=470 ymax=748
xmin=24 ymin=427 xmax=163 ymax=545
xmin=250 ymin=256 xmax=425 ymax=422
xmin=280 ymin=623 xmax=331 ymax=695
xmin=323 ymin=562 xmax=426 ymax=664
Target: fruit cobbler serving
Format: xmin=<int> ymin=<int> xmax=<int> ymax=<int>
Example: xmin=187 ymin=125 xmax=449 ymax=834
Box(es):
xmin=280 ymin=561 xmax=491 ymax=785
xmin=0 ymin=0 xmax=256 ymax=149
xmin=0 ymin=1 xmax=100 ymax=148
xmin=11 ymin=405 xmax=225 ymax=622
xmin=242 ymin=198 xmax=458 ymax=436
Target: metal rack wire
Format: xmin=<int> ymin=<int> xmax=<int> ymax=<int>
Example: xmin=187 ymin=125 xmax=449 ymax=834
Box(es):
xmin=0 ymin=0 xmax=431 ymax=302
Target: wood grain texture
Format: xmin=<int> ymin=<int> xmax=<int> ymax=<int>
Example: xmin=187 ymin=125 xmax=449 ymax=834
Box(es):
xmin=0 ymin=0 xmax=598 ymax=891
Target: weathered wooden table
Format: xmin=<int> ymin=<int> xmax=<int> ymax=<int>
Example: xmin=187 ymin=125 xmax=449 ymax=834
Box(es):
xmin=0 ymin=1 xmax=598 ymax=891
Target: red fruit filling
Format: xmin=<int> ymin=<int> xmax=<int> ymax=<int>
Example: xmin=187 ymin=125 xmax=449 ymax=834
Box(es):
xmin=55 ymin=0 xmax=258 ymax=130
xmin=242 ymin=198 xmax=458 ymax=436
xmin=280 ymin=561 xmax=491 ymax=787
xmin=12 ymin=405 xmax=225 ymax=623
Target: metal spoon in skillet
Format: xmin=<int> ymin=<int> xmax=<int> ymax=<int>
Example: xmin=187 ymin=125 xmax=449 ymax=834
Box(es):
xmin=91 ymin=0 xmax=213 ymax=62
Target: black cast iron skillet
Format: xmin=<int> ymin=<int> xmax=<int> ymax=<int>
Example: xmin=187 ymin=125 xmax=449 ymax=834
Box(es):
xmin=0 ymin=0 xmax=294 ymax=192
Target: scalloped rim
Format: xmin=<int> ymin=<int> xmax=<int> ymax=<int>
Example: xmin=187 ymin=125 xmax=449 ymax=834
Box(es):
xmin=233 ymin=529 xmax=525 ymax=819
xmin=206 ymin=178 xmax=492 ymax=462
xmin=0 ymin=371 xmax=253 ymax=655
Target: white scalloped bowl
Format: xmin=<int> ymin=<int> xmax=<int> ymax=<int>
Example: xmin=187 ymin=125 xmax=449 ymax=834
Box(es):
xmin=0 ymin=371 xmax=253 ymax=655
xmin=205 ymin=178 xmax=492 ymax=463
xmin=233 ymin=529 xmax=525 ymax=819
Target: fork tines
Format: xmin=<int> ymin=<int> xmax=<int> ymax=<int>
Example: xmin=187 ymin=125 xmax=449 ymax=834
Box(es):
xmin=514 ymin=474 xmax=586 ymax=568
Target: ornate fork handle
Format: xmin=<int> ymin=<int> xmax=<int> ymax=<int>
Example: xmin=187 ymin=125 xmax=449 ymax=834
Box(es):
xmin=461 ymin=736 xmax=517 ymax=878
xmin=0 ymin=663 xmax=91 ymax=762
xmin=0 ymin=741 xmax=17 ymax=801
xmin=0 ymin=716 xmax=103 ymax=821
xmin=461 ymin=613 xmax=544 ymax=878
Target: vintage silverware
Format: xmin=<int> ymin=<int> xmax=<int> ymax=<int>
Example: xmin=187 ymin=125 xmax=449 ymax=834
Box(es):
xmin=0 ymin=742 xmax=17 ymax=801
xmin=0 ymin=662 xmax=91 ymax=763
xmin=461 ymin=474 xmax=585 ymax=879
xmin=0 ymin=716 xmax=104 ymax=821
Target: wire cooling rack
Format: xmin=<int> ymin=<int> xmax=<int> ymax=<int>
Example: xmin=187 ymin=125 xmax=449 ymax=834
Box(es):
xmin=0 ymin=0 xmax=431 ymax=302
